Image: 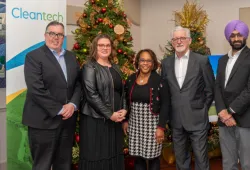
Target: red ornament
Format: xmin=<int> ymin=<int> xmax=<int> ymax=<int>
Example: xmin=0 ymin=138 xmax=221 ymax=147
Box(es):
xmin=129 ymin=36 xmax=133 ymax=41
xmin=101 ymin=8 xmax=107 ymax=13
xmin=98 ymin=18 xmax=103 ymax=23
xmin=125 ymin=156 xmax=135 ymax=169
xmin=74 ymin=43 xmax=80 ymax=50
xmin=82 ymin=13 xmax=87 ymax=17
xmin=122 ymin=79 xmax=126 ymax=85
xmin=109 ymin=24 xmax=113 ymax=28
xmin=117 ymin=49 xmax=123 ymax=54
xmin=75 ymin=134 xmax=80 ymax=143
xmin=123 ymin=13 xmax=127 ymax=18
xmin=91 ymin=0 xmax=95 ymax=4
xmin=73 ymin=164 xmax=78 ymax=170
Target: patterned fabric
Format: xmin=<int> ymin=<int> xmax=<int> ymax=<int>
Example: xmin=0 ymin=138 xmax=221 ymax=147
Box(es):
xmin=128 ymin=102 xmax=162 ymax=159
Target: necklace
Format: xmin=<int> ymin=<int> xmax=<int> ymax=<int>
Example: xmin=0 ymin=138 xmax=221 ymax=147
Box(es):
xmin=140 ymin=79 xmax=144 ymax=83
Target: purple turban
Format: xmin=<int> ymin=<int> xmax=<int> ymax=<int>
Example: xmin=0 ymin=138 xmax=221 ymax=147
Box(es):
xmin=224 ymin=20 xmax=249 ymax=41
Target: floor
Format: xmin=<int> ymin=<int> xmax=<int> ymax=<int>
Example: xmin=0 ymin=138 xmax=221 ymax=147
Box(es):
xmin=160 ymin=157 xmax=222 ymax=170
xmin=160 ymin=157 xmax=242 ymax=170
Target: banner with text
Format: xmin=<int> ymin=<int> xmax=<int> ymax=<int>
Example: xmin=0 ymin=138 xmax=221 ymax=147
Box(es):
xmin=6 ymin=0 xmax=66 ymax=169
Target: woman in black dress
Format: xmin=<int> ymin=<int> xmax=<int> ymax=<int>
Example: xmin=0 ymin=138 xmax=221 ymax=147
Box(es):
xmin=79 ymin=34 xmax=127 ymax=170
xmin=123 ymin=49 xmax=170 ymax=170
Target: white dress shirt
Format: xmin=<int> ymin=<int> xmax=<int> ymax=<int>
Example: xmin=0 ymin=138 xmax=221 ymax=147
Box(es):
xmin=175 ymin=50 xmax=190 ymax=88
xmin=225 ymin=46 xmax=245 ymax=87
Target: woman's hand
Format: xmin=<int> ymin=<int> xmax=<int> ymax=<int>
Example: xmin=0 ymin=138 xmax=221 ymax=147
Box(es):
xmin=155 ymin=128 xmax=165 ymax=144
xmin=122 ymin=121 xmax=129 ymax=135
xmin=110 ymin=112 xmax=125 ymax=122
xmin=118 ymin=109 xmax=127 ymax=117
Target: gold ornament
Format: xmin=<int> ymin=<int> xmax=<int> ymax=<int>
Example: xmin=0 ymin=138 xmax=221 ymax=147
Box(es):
xmin=116 ymin=34 xmax=124 ymax=41
xmin=103 ymin=17 xmax=111 ymax=25
xmin=75 ymin=28 xmax=80 ymax=34
xmin=90 ymin=12 xmax=96 ymax=25
xmin=113 ymin=40 xmax=119 ymax=47
xmin=83 ymin=48 xmax=87 ymax=53
xmin=113 ymin=56 xmax=119 ymax=64
xmin=174 ymin=1 xmax=209 ymax=33
xmin=114 ymin=24 xmax=125 ymax=35
xmin=108 ymin=0 xmax=113 ymax=4
xmin=162 ymin=147 xmax=176 ymax=165
xmin=86 ymin=41 xmax=92 ymax=47
xmin=81 ymin=28 xmax=87 ymax=33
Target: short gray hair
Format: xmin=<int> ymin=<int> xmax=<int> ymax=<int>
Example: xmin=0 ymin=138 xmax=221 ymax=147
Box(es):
xmin=171 ymin=26 xmax=191 ymax=38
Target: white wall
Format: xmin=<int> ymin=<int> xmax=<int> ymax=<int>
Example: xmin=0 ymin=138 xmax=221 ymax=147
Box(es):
xmin=141 ymin=0 xmax=250 ymax=58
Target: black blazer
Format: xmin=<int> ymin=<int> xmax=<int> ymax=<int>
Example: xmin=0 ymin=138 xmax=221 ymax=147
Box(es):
xmin=22 ymin=45 xmax=81 ymax=129
xmin=161 ymin=51 xmax=215 ymax=131
xmin=125 ymin=71 xmax=170 ymax=129
xmin=215 ymin=46 xmax=250 ymax=127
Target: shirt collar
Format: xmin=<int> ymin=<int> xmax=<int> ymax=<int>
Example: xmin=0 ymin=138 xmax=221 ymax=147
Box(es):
xmin=228 ymin=46 xmax=246 ymax=59
xmin=49 ymin=48 xmax=66 ymax=56
xmin=175 ymin=50 xmax=190 ymax=59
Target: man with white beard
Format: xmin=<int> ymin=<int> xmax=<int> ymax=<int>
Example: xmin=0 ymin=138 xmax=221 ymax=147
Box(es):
xmin=161 ymin=26 xmax=215 ymax=170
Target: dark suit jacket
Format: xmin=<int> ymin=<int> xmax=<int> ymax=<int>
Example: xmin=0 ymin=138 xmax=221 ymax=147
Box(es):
xmin=161 ymin=51 xmax=215 ymax=131
xmin=22 ymin=45 xmax=81 ymax=129
xmin=215 ymin=46 xmax=250 ymax=127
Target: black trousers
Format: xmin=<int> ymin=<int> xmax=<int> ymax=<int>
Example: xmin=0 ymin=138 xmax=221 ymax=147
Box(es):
xmin=134 ymin=157 xmax=160 ymax=170
xmin=28 ymin=117 xmax=76 ymax=170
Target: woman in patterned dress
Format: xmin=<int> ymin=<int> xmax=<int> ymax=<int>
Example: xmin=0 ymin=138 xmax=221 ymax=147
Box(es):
xmin=123 ymin=49 xmax=170 ymax=170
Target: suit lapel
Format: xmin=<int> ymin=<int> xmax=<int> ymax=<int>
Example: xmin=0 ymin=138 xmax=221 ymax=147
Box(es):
xmin=226 ymin=47 xmax=249 ymax=86
xmin=170 ymin=56 xmax=180 ymax=89
xmin=220 ymin=57 xmax=228 ymax=88
xmin=64 ymin=51 xmax=71 ymax=83
xmin=42 ymin=45 xmax=67 ymax=83
xmin=181 ymin=52 xmax=195 ymax=89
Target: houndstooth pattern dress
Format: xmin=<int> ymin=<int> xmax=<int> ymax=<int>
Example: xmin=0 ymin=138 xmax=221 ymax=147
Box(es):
xmin=128 ymin=102 xmax=162 ymax=159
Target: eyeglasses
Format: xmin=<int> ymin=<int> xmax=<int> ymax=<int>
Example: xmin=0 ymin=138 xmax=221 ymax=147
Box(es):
xmin=97 ymin=44 xmax=111 ymax=49
xmin=171 ymin=37 xmax=190 ymax=42
xmin=230 ymin=33 xmax=243 ymax=39
xmin=139 ymin=59 xmax=153 ymax=64
xmin=46 ymin=31 xmax=64 ymax=38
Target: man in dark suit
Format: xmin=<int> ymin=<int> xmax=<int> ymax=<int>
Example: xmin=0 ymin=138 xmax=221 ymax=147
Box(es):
xmin=23 ymin=21 xmax=81 ymax=170
xmin=215 ymin=20 xmax=250 ymax=170
xmin=161 ymin=26 xmax=214 ymax=170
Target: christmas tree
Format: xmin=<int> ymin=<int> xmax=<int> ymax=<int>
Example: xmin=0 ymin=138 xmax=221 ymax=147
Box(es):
xmin=71 ymin=0 xmax=135 ymax=169
xmin=72 ymin=0 xmax=135 ymax=78
xmin=163 ymin=1 xmax=211 ymax=56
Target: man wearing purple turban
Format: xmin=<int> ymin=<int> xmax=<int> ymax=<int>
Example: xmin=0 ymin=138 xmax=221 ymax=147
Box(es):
xmin=215 ymin=20 xmax=250 ymax=170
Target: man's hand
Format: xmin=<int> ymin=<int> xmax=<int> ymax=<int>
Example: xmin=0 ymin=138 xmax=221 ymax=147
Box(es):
xmin=225 ymin=117 xmax=237 ymax=127
xmin=218 ymin=109 xmax=231 ymax=122
xmin=155 ymin=128 xmax=165 ymax=144
xmin=61 ymin=103 xmax=75 ymax=120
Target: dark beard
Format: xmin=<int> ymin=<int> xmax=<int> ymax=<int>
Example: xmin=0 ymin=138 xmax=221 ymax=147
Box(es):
xmin=229 ymin=39 xmax=246 ymax=51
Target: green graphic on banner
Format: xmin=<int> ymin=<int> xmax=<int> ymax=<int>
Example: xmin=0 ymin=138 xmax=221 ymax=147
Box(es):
xmin=7 ymin=90 xmax=32 ymax=170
